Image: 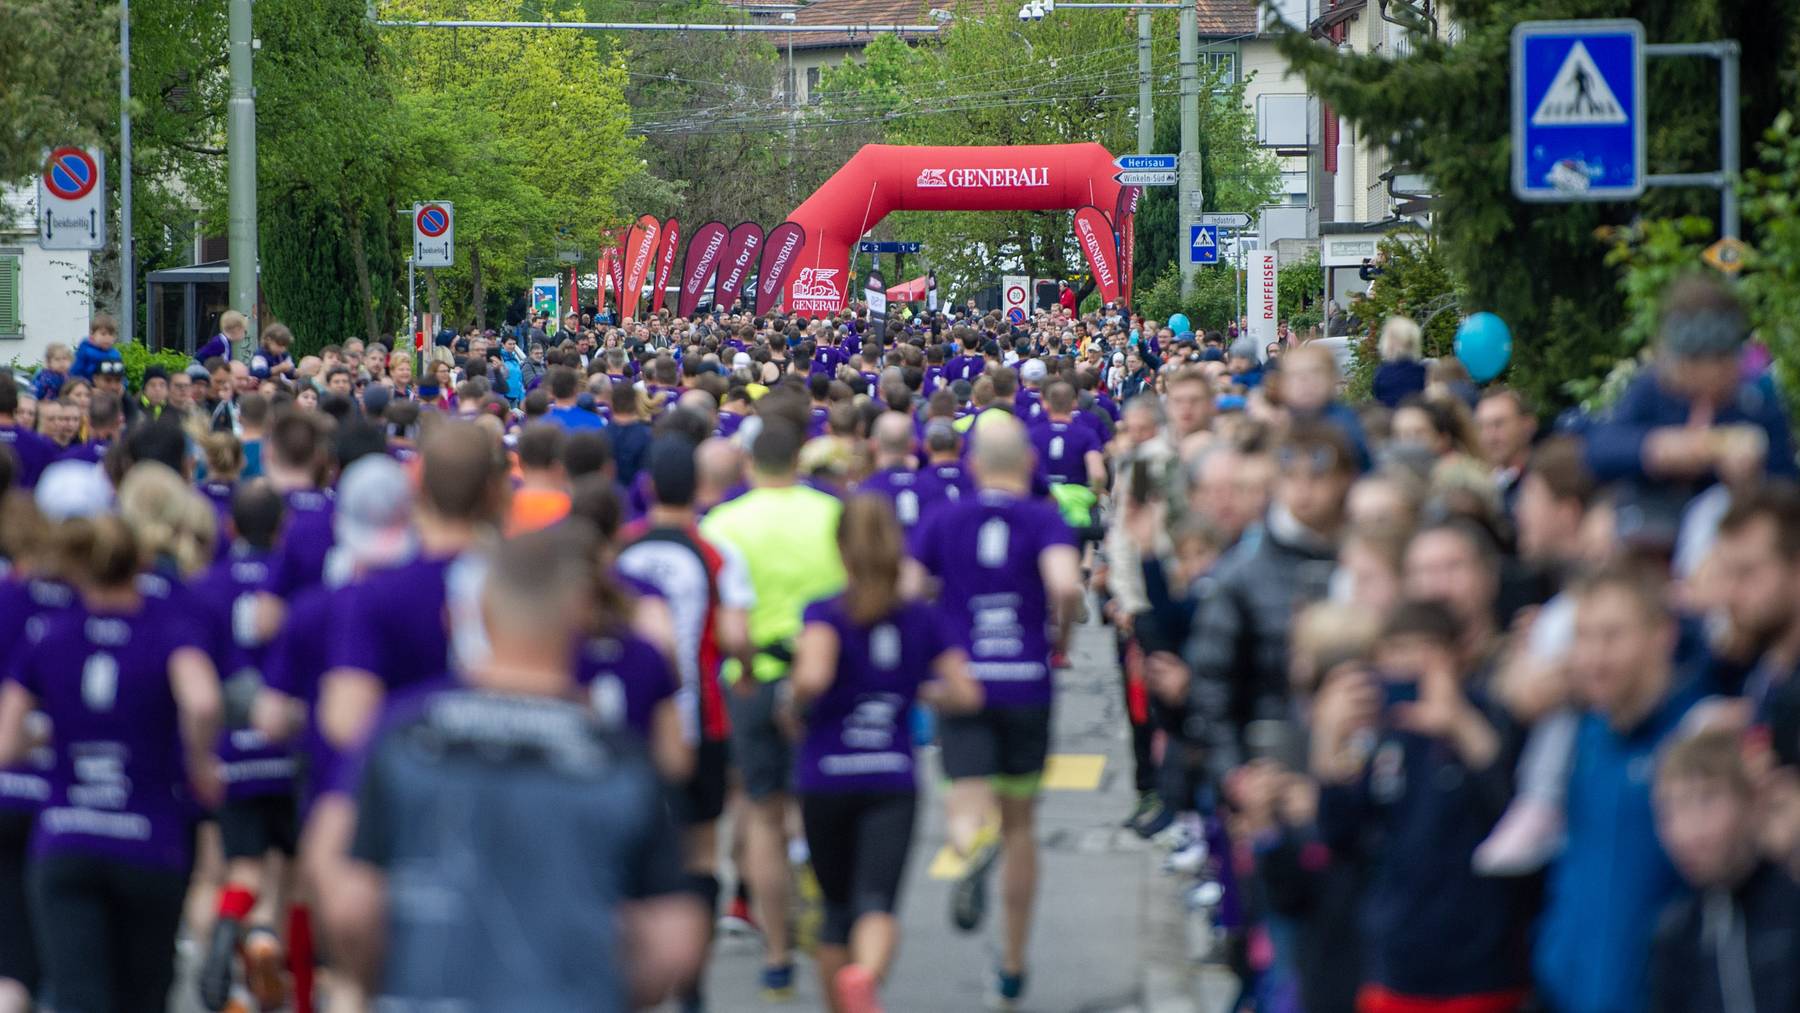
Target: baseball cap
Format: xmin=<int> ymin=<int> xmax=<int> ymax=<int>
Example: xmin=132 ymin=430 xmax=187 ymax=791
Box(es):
xmin=732 ymin=352 xmax=753 ymax=370
xmin=35 ymin=461 xmax=113 ymax=521
xmin=1229 ymin=337 xmax=1259 ymax=360
xmin=360 ymin=383 xmax=392 ymax=418
xmin=1019 ymin=359 xmax=1048 ymax=383
xmin=333 ymin=455 xmax=416 ymax=565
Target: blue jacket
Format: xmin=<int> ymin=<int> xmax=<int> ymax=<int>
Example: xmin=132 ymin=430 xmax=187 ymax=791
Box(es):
xmin=70 ymin=339 xmax=121 ymax=381
xmin=1581 ymin=369 xmax=1798 ymax=492
xmin=1372 ymin=360 xmax=1426 ymax=409
xmin=1317 ymin=693 xmax=1530 ymax=998
xmin=1533 ymin=676 xmax=1704 ymax=1013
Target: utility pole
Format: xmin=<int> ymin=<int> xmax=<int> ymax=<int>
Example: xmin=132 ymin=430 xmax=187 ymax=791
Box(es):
xmin=119 ymin=0 xmax=135 ymax=344
xmin=1176 ymin=0 xmax=1199 ymax=299
xmin=1137 ymin=12 xmax=1153 ymax=156
xmin=228 ymin=0 xmax=258 ymax=348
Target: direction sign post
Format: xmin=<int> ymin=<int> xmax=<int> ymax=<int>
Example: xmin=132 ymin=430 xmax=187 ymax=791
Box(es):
xmin=1189 ymin=224 xmax=1219 ymax=265
xmin=857 ymin=241 xmax=922 ymax=255
xmin=1512 ymin=20 xmax=1645 ymax=202
xmin=412 ymin=201 xmax=455 ymax=267
xmin=1200 ymin=212 xmax=1253 ymax=229
xmin=37 ymin=147 xmax=106 ymax=252
xmin=1114 ymin=170 xmax=1178 ymax=186
xmin=1114 ymin=154 xmax=1178 ymax=171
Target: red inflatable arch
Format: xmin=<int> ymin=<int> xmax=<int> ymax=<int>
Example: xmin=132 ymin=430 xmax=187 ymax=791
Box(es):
xmin=780 ymin=143 xmax=1124 ymax=317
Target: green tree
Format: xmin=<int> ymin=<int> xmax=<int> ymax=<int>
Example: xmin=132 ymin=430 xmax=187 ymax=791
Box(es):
xmin=1275 ymin=0 xmax=1800 ymax=411
xmin=816 ymin=5 xmax=1171 ymax=298
xmin=0 ymin=0 xmax=115 ymax=187
xmin=256 ymin=0 xmax=409 ymax=349
xmin=1343 ymin=232 xmax=1463 ymax=401
xmin=383 ymin=0 xmax=641 ymax=326
xmin=1133 ymin=77 xmax=1280 ymax=289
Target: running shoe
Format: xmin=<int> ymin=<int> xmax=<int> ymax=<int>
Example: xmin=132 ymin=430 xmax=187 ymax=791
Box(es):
xmin=718 ymin=894 xmax=760 ymax=936
xmin=1121 ymin=789 xmax=1158 ymax=829
xmin=241 ymin=926 xmax=289 ymax=1012
xmin=950 ymin=831 xmax=1002 ymax=933
xmin=760 ymin=962 xmax=796 ymax=1001
xmin=1130 ymin=791 xmax=1173 ymax=842
xmin=197 ymin=917 xmax=241 ymax=1012
xmin=987 ymin=967 xmax=1027 ymax=1010
xmin=835 ymin=964 xmax=884 ymax=1013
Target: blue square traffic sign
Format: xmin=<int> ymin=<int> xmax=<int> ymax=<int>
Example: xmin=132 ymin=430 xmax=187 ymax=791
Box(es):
xmin=1512 ymin=19 xmax=1645 ymax=202
xmin=1189 ymin=224 xmax=1219 ymax=264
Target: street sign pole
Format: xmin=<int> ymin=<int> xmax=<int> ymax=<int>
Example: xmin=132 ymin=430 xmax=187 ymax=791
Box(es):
xmin=1643 ymin=39 xmax=1741 ymax=239
xmin=119 ymin=0 xmax=134 ymax=344
xmin=1177 ymin=0 xmax=1199 ymax=300
xmin=228 ymin=0 xmax=258 ymax=346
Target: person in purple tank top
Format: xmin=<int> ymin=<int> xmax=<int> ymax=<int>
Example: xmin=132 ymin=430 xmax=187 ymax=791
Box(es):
xmin=857 ymin=414 xmax=931 ymax=531
xmin=905 ymin=414 xmax=1084 ymax=1009
xmin=789 ymin=496 xmax=982 ymax=1013
xmin=192 ymin=481 xmax=302 ymax=1013
xmin=319 ymin=421 xmax=507 ymax=756
xmin=0 ymin=515 xmax=223 ymax=1013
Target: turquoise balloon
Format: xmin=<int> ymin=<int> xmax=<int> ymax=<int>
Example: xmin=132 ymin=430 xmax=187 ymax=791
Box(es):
xmin=1169 ymin=313 xmax=1192 ymax=335
xmin=1455 ymin=312 xmax=1513 ymax=383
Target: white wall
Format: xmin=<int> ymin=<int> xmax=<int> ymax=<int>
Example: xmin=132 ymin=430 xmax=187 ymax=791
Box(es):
xmin=1 ymin=187 xmax=92 ymax=369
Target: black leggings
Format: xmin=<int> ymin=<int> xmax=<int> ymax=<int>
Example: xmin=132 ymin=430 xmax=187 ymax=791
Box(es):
xmin=0 ymin=810 xmax=36 ymax=990
xmin=800 ymin=791 xmax=917 ymax=946
xmin=30 ymin=852 xmax=188 ymax=1013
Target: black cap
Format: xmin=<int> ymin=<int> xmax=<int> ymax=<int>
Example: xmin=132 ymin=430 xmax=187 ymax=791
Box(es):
xmin=142 ymin=365 xmax=169 ymax=384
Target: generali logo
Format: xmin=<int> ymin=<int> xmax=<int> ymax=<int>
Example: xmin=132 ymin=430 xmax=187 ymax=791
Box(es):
xmin=916 ymin=166 xmax=1050 ymax=189
xmin=687 ymin=231 xmax=725 ymax=288
xmin=792 ymin=268 xmax=842 ymax=301
xmin=1075 ymin=218 xmax=1115 ymax=288
xmin=628 ymin=224 xmax=659 ymax=284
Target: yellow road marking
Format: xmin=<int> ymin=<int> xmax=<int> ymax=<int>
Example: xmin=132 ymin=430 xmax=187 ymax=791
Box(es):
xmin=926 ymin=756 xmax=1107 ymax=879
xmin=1042 ymin=753 xmax=1106 ymax=791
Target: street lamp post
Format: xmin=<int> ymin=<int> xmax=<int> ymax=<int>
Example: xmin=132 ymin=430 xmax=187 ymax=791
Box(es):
xmin=1177 ymin=0 xmax=1197 ymax=299
xmin=1017 ymin=0 xmax=1192 ymax=295
xmin=228 ymin=0 xmax=258 ymax=347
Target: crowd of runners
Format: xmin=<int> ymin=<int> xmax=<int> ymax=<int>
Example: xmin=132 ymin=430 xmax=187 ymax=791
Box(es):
xmin=0 ymin=273 xmax=1798 ymax=1013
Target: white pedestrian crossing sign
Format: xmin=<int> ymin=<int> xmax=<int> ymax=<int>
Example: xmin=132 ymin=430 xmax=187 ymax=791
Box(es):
xmin=1512 ymin=19 xmax=1645 ymax=202
xmin=1189 ymin=224 xmax=1219 ymax=264
xmin=1531 ymin=42 xmax=1627 ymax=125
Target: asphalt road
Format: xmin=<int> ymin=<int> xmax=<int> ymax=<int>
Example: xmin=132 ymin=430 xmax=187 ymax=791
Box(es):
xmin=692 ymin=612 xmax=1233 ymax=1013
xmin=170 ymin=612 xmax=1235 ymax=1012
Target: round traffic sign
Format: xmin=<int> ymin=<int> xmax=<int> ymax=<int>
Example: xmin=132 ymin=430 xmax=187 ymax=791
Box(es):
xmin=43 ymin=147 xmax=98 ymax=201
xmin=1007 ymin=308 xmax=1026 ymax=324
xmin=1006 ymin=284 xmax=1025 ymax=304
xmin=416 ymin=204 xmax=450 ymax=238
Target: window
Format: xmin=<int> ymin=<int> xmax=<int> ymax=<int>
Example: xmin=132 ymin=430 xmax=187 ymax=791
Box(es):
xmin=806 ymin=66 xmax=821 ymax=104
xmin=1280 ymin=169 xmax=1309 ymax=204
xmin=1200 ymin=49 xmax=1238 ymax=88
xmin=0 ymin=251 xmax=20 ymax=338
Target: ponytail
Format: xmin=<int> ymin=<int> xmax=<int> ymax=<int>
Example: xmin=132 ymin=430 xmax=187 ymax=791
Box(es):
xmin=838 ymin=494 xmax=903 ymax=626
xmin=54 ymin=515 xmax=140 ymax=588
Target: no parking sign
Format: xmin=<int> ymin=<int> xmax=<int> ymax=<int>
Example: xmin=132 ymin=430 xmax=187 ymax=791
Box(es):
xmin=1002 ymin=275 xmax=1030 ymax=324
xmin=412 ymin=202 xmax=454 ymax=267
xmin=38 ymin=146 xmax=105 ymax=251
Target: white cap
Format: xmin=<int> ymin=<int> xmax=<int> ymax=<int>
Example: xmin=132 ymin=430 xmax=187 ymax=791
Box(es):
xmin=1019 ymin=359 xmax=1048 ymax=383
xmin=333 ymin=456 xmax=416 ymax=566
xmin=35 ymin=461 xmax=113 ymax=521
xmin=732 ymin=352 xmax=753 ymax=370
